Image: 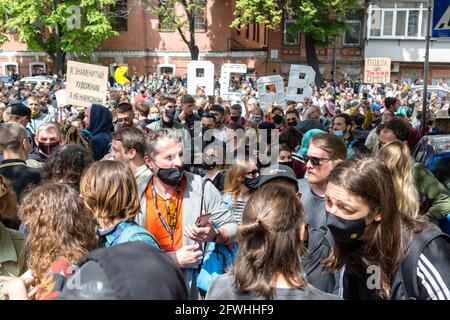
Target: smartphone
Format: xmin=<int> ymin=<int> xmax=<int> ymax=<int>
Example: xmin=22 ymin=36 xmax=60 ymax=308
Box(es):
xmin=195 ymin=213 xmax=211 ymax=227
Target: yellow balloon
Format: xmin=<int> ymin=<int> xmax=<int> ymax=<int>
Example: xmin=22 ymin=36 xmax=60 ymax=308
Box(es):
xmin=114 ymin=65 xmax=130 ymax=85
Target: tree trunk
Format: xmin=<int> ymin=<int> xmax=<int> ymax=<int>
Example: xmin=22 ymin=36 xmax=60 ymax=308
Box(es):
xmin=187 ymin=8 xmax=199 ymax=61
xmin=54 ymin=51 xmax=66 ymax=77
xmin=189 ymin=43 xmax=199 ymax=61
xmin=305 ymin=34 xmax=322 ymax=88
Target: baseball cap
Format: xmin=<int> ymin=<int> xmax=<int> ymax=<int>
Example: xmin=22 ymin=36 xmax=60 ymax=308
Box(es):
xmin=10 ymin=102 xmax=31 ymax=118
xmin=257 ymin=164 xmax=298 ymax=191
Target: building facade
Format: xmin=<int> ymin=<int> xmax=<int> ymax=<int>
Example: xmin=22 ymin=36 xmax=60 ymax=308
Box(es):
xmin=365 ymin=0 xmax=450 ymax=85
xmin=0 ymin=0 xmax=365 ymax=82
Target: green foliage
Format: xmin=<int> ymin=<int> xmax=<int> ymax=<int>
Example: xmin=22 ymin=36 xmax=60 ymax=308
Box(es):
xmin=0 ymin=0 xmax=118 ymax=58
xmin=232 ymin=0 xmax=363 ymax=46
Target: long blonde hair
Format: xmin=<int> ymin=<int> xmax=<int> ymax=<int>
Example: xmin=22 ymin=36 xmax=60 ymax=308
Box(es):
xmin=224 ymin=157 xmax=255 ymax=207
xmin=377 ymin=140 xmax=419 ymax=218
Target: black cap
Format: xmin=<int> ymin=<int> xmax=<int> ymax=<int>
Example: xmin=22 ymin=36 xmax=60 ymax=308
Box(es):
xmin=10 ymin=103 xmax=31 ymax=118
xmin=257 ymin=164 xmax=299 ymax=191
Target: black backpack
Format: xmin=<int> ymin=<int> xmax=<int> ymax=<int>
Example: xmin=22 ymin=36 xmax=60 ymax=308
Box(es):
xmin=396 ymin=227 xmax=450 ymax=299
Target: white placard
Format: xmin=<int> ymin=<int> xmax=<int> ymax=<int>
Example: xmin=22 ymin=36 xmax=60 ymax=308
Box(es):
xmin=187 ymin=61 xmax=214 ymax=96
xmin=220 ymin=63 xmax=247 ymax=101
xmin=256 ymin=75 xmax=285 ymax=111
xmin=66 ymin=60 xmax=108 ymax=108
xmin=54 ymin=89 xmax=67 ymax=107
xmin=286 ymin=65 xmax=316 ymax=102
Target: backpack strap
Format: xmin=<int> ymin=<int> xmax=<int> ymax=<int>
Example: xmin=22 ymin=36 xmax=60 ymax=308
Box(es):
xmin=401 ymin=228 xmax=448 ymax=299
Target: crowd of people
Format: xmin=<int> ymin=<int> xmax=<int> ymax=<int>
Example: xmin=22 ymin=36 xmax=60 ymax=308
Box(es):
xmin=0 ymin=69 xmax=449 ymax=301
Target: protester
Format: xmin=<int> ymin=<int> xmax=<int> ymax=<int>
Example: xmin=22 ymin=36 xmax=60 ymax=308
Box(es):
xmin=26 ymin=96 xmax=54 ymax=136
xmin=138 ymin=129 xmax=238 ymax=299
xmin=26 ymin=122 xmax=64 ymax=168
xmin=324 ymin=157 xmax=450 ymax=300
xmin=0 ymin=175 xmax=26 ymax=277
xmin=84 ymin=104 xmax=113 ymax=161
xmin=0 ymin=184 xmax=97 ymax=300
xmin=147 ymin=96 xmax=184 ymax=131
xmin=80 ymin=161 xmax=160 ymax=249
xmin=206 ymin=184 xmax=340 ymax=300
xmin=40 ymin=144 xmax=93 ymax=189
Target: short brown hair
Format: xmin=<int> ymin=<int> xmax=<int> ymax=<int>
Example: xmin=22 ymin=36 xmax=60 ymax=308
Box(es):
xmin=180 ymin=94 xmax=195 ymax=105
xmin=112 ymin=127 xmax=145 ymax=156
xmin=0 ymin=122 xmax=28 ymax=151
xmin=80 ymin=161 xmax=141 ymax=225
xmin=160 ymin=96 xmax=176 ymax=106
xmin=310 ymin=133 xmax=347 ymax=160
xmin=135 ymin=101 xmax=150 ymax=117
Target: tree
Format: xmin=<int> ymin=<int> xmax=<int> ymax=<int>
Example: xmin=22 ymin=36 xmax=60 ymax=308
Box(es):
xmin=143 ymin=0 xmax=205 ymax=60
xmin=231 ymin=0 xmax=363 ymax=86
xmin=0 ymin=0 xmax=120 ymax=76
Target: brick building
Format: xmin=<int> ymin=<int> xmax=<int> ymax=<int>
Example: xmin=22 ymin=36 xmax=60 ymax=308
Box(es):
xmin=0 ymin=0 xmax=365 ymax=82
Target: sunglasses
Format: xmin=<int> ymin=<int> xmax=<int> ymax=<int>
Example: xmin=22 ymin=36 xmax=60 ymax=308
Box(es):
xmin=302 ymin=155 xmax=332 ymax=166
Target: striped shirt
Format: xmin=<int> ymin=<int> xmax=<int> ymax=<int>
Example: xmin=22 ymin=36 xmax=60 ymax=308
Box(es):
xmin=417 ymin=253 xmax=450 ymax=300
xmin=233 ymin=200 xmax=247 ymax=225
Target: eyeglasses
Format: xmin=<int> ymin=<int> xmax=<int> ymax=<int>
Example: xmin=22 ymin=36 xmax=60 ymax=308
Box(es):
xmin=247 ymin=169 xmax=259 ymax=177
xmin=302 ymin=155 xmax=332 ymax=166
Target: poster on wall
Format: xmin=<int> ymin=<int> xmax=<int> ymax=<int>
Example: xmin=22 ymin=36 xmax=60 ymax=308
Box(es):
xmin=364 ymin=57 xmax=391 ymax=84
xmin=66 ymin=60 xmax=108 ymax=108
xmin=286 ymin=65 xmax=316 ymax=102
xmin=220 ymin=63 xmax=247 ymax=101
xmin=256 ymin=75 xmax=285 ymax=110
xmin=187 ymin=61 xmax=215 ymax=96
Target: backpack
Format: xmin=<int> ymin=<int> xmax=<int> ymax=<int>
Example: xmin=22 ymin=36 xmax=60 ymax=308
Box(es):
xmin=397 ymin=227 xmax=450 ymax=299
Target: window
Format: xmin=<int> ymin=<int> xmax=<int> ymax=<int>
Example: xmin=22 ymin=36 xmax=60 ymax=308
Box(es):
xmin=246 ymin=23 xmax=249 ymax=39
xmin=159 ymin=0 xmax=175 ymax=31
xmin=193 ymin=0 xmax=206 ymax=30
xmin=253 ymin=23 xmax=256 ymax=41
xmin=110 ymin=0 xmax=128 ymax=32
xmin=283 ymin=12 xmax=300 ymax=45
xmin=257 ymin=23 xmax=260 ymax=42
xmin=343 ymin=12 xmax=361 ymax=46
xmin=264 ymin=26 xmax=267 ymax=45
xmin=368 ymin=2 xmax=428 ymax=39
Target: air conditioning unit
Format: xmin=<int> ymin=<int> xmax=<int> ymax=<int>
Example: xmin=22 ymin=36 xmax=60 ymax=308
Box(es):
xmin=391 ymin=62 xmax=400 ymax=73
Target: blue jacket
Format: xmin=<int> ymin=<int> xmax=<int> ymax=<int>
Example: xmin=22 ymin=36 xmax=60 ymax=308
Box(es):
xmin=90 ymin=104 xmax=112 ymax=160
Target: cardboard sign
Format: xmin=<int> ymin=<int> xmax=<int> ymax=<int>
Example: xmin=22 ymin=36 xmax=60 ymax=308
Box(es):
xmin=256 ymin=75 xmax=285 ymax=110
xmin=286 ymin=65 xmax=315 ymax=102
xmin=54 ymin=89 xmax=67 ymax=107
xmin=66 ymin=61 xmax=108 ymax=108
xmin=187 ymin=61 xmax=214 ymax=96
xmin=364 ymin=57 xmax=391 ymax=84
xmin=220 ymin=63 xmax=247 ymax=101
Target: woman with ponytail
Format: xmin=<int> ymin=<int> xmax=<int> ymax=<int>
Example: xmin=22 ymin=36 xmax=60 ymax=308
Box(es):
xmin=206 ymin=184 xmax=340 ymax=300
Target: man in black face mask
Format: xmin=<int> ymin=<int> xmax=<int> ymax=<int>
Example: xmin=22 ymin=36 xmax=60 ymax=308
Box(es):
xmin=137 ymin=129 xmax=238 ymax=299
xmin=228 ymin=104 xmax=246 ymax=126
xmin=147 ymin=96 xmax=184 ymax=132
xmin=26 ymin=122 xmax=63 ymax=168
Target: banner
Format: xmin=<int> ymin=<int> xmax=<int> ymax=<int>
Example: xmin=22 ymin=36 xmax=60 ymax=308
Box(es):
xmin=66 ymin=61 xmax=108 ymax=108
xmin=220 ymin=64 xmax=247 ymax=101
xmin=187 ymin=61 xmax=214 ymax=96
xmin=286 ymin=65 xmax=315 ymax=102
xmin=364 ymin=57 xmax=391 ymax=84
xmin=256 ymin=75 xmax=285 ymax=110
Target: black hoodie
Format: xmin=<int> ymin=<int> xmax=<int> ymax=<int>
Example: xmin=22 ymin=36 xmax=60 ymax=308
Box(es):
xmin=89 ymin=104 xmax=112 ymax=160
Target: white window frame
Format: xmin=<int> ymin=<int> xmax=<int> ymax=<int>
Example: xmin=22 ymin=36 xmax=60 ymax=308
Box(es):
xmin=283 ymin=13 xmax=300 ymax=46
xmin=29 ymin=62 xmax=46 ymax=76
xmin=2 ymin=62 xmax=19 ymax=76
xmin=367 ymin=2 xmax=426 ymax=40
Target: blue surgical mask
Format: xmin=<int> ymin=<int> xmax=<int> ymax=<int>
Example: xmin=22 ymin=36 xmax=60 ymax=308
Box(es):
xmin=149 ymin=114 xmax=161 ymax=121
xmin=334 ymin=130 xmax=344 ymax=138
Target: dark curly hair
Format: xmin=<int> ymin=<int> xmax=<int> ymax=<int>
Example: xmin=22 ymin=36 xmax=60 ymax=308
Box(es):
xmin=41 ymin=144 xmax=94 ymax=188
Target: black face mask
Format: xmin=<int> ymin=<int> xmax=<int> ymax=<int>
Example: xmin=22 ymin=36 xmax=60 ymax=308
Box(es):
xmin=287 ymin=120 xmax=297 ymax=127
xmin=38 ymin=141 xmax=60 ymax=156
xmin=326 ymin=211 xmax=368 ymax=243
xmin=140 ymin=90 xmax=146 ymax=94
xmin=230 ymin=115 xmax=240 ymax=123
xmin=165 ymin=108 xmax=176 ymax=121
xmin=156 ymin=167 xmax=184 ymax=186
xmin=273 ymin=114 xmax=284 ymax=124
xmin=203 ymin=154 xmax=216 ymax=171
xmin=244 ymin=176 xmax=260 ymax=191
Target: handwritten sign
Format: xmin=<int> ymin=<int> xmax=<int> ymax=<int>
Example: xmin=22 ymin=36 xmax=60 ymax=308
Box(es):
xmin=54 ymin=89 xmax=67 ymax=107
xmin=66 ymin=61 xmax=108 ymax=108
xmin=364 ymin=57 xmax=391 ymax=84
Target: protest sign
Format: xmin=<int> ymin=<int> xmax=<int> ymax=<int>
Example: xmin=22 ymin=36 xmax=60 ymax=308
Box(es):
xmin=66 ymin=61 xmax=108 ymax=108
xmin=54 ymin=89 xmax=67 ymax=107
xmin=364 ymin=57 xmax=391 ymax=84
xmin=187 ymin=61 xmax=214 ymax=96
xmin=257 ymin=75 xmax=285 ymax=110
xmin=286 ymin=65 xmax=315 ymax=102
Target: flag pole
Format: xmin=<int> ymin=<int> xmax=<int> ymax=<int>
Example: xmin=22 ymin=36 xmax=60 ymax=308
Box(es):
xmin=422 ymin=0 xmax=433 ymax=133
